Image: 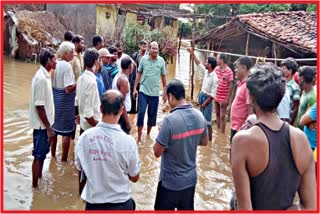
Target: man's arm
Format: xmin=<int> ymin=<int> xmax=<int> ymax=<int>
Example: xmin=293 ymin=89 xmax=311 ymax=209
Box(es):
xmin=161 ymin=74 xmax=167 ymax=103
xmin=187 ymin=47 xmax=201 ymax=65
xmin=200 ymin=96 xmax=213 ymax=109
xmin=231 ymin=133 xmax=253 ymax=210
xmin=199 ymin=135 xmax=209 ymax=146
xmin=289 ymin=129 xmax=316 ymax=210
xmin=133 ymin=71 xmax=142 ymax=97
xmin=122 ymin=110 xmax=131 ymax=133
xmin=65 ymin=84 xmax=77 ymax=94
xmin=35 ymin=106 xmax=55 ymax=140
xmin=128 ymin=140 xmax=141 ymax=183
xmin=290 ymin=100 xmax=299 ymax=125
xmin=227 ymin=81 xmax=234 ymax=106
xmin=300 ymin=114 xmax=313 ymax=126
xmin=153 ymin=142 xmax=165 ymax=158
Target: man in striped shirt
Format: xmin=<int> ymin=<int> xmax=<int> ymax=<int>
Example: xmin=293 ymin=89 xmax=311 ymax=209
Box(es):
xmin=214 ymin=54 xmax=234 ymax=134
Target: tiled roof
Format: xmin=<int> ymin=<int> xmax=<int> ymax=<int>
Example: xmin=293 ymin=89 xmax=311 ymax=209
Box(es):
xmin=196 ymin=11 xmax=316 ymax=54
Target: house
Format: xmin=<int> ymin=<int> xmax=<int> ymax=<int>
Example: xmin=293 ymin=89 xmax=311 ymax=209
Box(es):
xmin=195 ymin=11 xmax=317 ymax=66
xmin=4 ymin=10 xmax=66 ymax=60
xmin=96 ymin=4 xmax=181 ymax=43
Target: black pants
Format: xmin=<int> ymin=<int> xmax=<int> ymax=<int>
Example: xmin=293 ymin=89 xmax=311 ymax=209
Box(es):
xmin=86 ymin=198 xmax=136 ymax=210
xmin=154 ymin=181 xmax=195 ymax=210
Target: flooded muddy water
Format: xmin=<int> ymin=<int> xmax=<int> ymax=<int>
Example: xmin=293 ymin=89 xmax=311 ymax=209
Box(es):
xmin=3 ymin=49 xmax=234 ymax=210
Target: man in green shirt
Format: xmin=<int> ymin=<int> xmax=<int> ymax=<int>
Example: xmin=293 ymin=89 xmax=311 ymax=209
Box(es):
xmin=133 ymin=41 xmax=167 ymax=143
xmin=297 ymin=66 xmax=316 ymax=130
xmin=280 ymin=58 xmax=300 ymax=125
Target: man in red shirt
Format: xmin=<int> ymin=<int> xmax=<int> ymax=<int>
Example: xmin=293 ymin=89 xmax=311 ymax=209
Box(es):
xmin=230 ymin=56 xmax=253 ymax=143
xmin=214 ymin=54 xmax=234 ymax=134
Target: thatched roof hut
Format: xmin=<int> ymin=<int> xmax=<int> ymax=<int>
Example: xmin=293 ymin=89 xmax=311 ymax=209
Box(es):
xmin=4 ymin=10 xmax=67 ymax=60
xmin=195 ymin=11 xmax=316 ymax=65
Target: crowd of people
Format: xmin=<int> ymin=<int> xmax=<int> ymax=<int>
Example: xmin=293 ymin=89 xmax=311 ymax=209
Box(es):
xmin=28 ymin=30 xmax=317 ymax=210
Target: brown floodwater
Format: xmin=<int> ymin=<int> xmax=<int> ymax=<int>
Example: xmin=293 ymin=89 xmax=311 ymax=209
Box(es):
xmin=3 ymin=49 xmax=233 ymax=210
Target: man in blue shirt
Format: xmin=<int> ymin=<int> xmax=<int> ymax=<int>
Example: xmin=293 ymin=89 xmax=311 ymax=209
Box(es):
xmin=300 ymin=103 xmax=317 ymax=151
xmin=153 ymin=79 xmax=208 ymax=210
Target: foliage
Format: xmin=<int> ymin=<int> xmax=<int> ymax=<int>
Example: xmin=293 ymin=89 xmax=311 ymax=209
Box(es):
xmin=178 ymin=21 xmax=192 ymax=38
xmin=306 ymin=4 xmax=316 ymax=12
xmin=122 ymin=23 xmax=177 ymax=62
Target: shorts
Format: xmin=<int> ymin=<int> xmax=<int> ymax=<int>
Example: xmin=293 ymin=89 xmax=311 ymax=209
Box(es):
xmin=154 ymin=181 xmax=195 ymax=210
xmin=85 ymin=198 xmax=136 ymax=210
xmin=32 ymin=129 xmax=50 ymax=160
xmin=198 ymin=92 xmax=213 ymax=125
xmin=137 ymin=92 xmax=159 ymax=127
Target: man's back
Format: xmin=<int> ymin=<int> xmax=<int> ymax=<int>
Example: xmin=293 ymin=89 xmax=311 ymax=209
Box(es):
xmin=232 ymin=120 xmax=315 ymax=210
xmin=75 ymin=122 xmax=140 ymax=204
xmin=156 ymin=104 xmax=207 ymax=191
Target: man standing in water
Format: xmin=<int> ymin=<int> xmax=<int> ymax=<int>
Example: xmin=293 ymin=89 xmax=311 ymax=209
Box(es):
xmin=75 ymin=90 xmax=140 ymax=210
xmin=112 ymin=57 xmax=133 ymax=133
xmin=51 ymin=41 xmax=76 ymax=162
xmin=214 ymin=54 xmax=234 ymax=134
xmin=187 ymin=47 xmax=218 ymax=141
xmin=230 ymin=56 xmax=253 ymax=143
xmin=29 ymin=48 xmax=56 ymax=188
xmin=133 ymin=41 xmax=167 ymax=143
xmin=129 ymin=40 xmax=148 ymax=114
xmin=231 ymin=63 xmax=316 ymax=210
xmin=153 ymin=79 xmax=208 ymax=210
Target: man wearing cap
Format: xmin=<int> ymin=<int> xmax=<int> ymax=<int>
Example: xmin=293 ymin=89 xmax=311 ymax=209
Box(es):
xmin=99 ymin=48 xmax=115 ymax=91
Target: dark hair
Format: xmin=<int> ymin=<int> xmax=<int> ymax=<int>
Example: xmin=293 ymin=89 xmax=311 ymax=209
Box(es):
xmin=72 ymin=35 xmax=83 ymax=44
xmin=280 ymin=57 xmax=298 ymax=75
xmin=101 ymin=90 xmax=124 ymax=116
xmin=246 ymin=63 xmax=286 ymax=112
xmin=39 ymin=48 xmax=55 ymax=66
xmin=92 ymin=35 xmax=102 ymax=47
xmin=166 ymin=79 xmax=185 ymax=100
xmin=218 ymin=53 xmax=227 ymax=63
xmin=108 ymin=46 xmax=118 ymax=55
xmin=84 ymin=48 xmax=99 ymax=68
xmin=235 ymin=56 xmax=253 ymax=71
xmin=121 ymin=57 xmax=132 ymax=70
xmin=140 ymin=40 xmax=147 ymax=46
xmin=299 ymin=66 xmax=315 ymax=84
xmin=115 ymin=42 xmax=123 ymax=49
xmin=64 ymin=31 xmax=74 ymax=42
xmin=207 ymin=57 xmax=217 ymax=70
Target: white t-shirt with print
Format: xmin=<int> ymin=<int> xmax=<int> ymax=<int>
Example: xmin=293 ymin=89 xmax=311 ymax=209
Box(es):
xmin=75 ymin=122 xmax=141 ymax=204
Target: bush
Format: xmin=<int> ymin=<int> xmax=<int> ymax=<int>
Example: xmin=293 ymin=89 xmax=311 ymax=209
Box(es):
xmin=122 ymin=23 xmax=177 ymax=63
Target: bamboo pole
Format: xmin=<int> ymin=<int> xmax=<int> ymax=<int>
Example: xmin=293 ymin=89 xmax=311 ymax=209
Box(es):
xmin=245 ymin=33 xmax=250 ymax=56
xmin=273 ymin=42 xmax=277 ymax=64
xmin=190 ymin=7 xmax=195 ymax=101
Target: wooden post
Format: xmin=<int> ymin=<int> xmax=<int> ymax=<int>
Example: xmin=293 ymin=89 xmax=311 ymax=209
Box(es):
xmin=273 ymin=42 xmax=277 ymax=64
xmin=190 ymin=7 xmax=196 ymax=101
xmin=178 ymin=23 xmax=184 ymax=57
xmin=245 ymin=33 xmax=250 ymax=56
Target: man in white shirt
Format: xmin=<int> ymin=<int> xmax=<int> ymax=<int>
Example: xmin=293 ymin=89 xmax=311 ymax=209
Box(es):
xmin=51 ymin=41 xmax=76 ymax=162
xmin=77 ymin=48 xmax=102 ymax=133
xmin=187 ymin=47 xmax=218 ymax=141
xmin=76 ymin=48 xmax=102 ymax=194
xmin=29 ymin=48 xmax=56 ymax=188
xmin=75 ymin=90 xmax=141 ymax=210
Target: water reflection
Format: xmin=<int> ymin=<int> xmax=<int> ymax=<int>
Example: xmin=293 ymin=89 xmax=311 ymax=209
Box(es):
xmin=3 ymin=49 xmax=233 ymax=210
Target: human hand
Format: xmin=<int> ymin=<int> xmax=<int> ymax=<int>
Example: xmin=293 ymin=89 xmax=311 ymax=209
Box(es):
xmin=47 ymin=127 xmax=55 ymax=143
xmin=133 ymin=89 xmax=138 ymax=98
